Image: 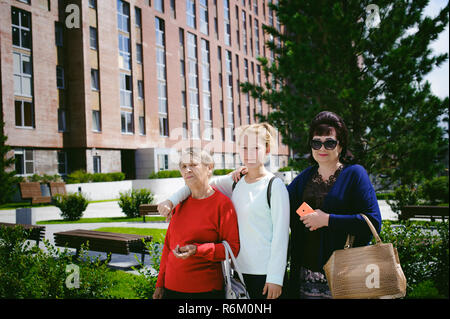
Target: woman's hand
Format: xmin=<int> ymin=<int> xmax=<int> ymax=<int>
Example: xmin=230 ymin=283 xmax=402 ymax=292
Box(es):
xmin=262 ymin=283 xmax=282 ymax=299
xmin=172 ymin=244 xmax=197 ymax=259
xmin=300 ymin=209 xmax=329 ymax=231
xmin=230 ymin=166 xmax=248 ymax=183
xmin=153 ymin=287 xmax=164 ymax=299
xmin=158 ymin=200 xmax=174 ymax=222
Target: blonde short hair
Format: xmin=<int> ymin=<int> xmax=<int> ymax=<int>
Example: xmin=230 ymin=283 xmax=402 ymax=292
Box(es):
xmin=237 ymin=122 xmax=276 ymax=150
xmin=178 ymin=147 xmax=215 ymax=166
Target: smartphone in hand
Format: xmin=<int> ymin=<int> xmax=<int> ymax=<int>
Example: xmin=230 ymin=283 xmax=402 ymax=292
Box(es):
xmin=296 ymin=202 xmax=314 ymax=217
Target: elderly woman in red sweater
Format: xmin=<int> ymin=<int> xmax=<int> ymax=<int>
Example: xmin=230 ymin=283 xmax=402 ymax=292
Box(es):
xmin=153 ymin=148 xmax=240 ymax=299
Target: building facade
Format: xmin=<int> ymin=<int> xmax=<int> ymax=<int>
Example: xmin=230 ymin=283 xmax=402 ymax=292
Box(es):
xmin=0 ymin=0 xmax=290 ymax=179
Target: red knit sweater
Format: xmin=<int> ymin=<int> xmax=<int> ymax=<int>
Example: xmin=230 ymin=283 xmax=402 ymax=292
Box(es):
xmin=156 ymin=188 xmax=240 ymax=293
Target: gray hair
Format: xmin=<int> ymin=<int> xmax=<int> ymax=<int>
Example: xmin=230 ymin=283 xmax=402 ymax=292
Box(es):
xmin=178 ymin=147 xmax=215 ymax=167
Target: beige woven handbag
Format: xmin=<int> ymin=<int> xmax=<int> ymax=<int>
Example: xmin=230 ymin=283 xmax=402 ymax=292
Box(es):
xmin=323 ymin=214 xmax=407 ymax=299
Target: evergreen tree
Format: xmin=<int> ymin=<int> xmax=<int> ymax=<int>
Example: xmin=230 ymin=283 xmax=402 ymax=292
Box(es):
xmin=0 ymin=121 xmax=17 ymax=204
xmin=242 ymin=0 xmax=449 ymax=190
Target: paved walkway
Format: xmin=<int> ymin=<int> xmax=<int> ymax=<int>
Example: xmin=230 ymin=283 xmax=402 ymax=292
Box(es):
xmin=0 ymin=200 xmax=398 ymax=271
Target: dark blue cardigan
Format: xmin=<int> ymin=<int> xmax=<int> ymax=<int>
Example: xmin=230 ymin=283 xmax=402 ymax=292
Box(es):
xmin=286 ymin=164 xmax=382 ymax=297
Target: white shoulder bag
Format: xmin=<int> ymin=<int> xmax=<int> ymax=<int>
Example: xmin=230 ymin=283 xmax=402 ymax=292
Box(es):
xmin=221 ymin=240 xmax=250 ymax=299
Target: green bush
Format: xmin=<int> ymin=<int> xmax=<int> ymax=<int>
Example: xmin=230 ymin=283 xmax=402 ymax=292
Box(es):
xmin=148 ymin=170 xmax=182 ymax=179
xmin=379 ymin=220 xmax=449 ymax=298
xmin=54 ymin=192 xmax=89 ymax=221
xmin=66 ymin=170 xmax=125 ymax=184
xmin=387 ymin=185 xmax=420 ymax=216
xmin=118 ymin=189 xmax=154 ymax=218
xmin=66 ymin=170 xmax=92 ymax=184
xmin=213 ymin=169 xmax=234 ymax=175
xmin=132 ymin=240 xmax=163 ymax=299
xmin=0 ymin=225 xmax=113 ymax=298
xmin=27 ymin=174 xmax=62 ymax=183
xmin=420 ymin=176 xmax=449 ymax=205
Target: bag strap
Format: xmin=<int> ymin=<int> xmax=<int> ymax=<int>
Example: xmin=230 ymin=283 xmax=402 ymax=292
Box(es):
xmin=344 ymin=214 xmax=382 ymax=249
xmin=222 ymin=240 xmax=247 ymax=287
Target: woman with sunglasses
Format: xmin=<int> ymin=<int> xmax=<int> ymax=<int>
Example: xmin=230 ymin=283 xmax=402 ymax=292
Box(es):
xmin=285 ymin=111 xmax=382 ymax=298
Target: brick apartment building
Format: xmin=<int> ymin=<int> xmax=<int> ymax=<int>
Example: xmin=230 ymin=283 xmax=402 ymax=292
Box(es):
xmin=0 ymin=0 xmax=290 ymax=180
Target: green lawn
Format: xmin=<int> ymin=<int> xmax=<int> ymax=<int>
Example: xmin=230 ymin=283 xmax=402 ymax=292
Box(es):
xmin=36 ymin=216 xmax=167 ymax=224
xmin=93 ymin=227 xmax=167 ymax=242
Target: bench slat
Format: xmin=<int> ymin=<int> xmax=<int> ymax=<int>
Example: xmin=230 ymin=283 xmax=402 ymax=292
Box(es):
xmin=53 ymin=229 xmax=152 ymax=256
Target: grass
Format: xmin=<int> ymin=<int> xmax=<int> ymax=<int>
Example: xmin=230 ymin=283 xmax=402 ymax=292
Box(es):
xmin=0 ymin=199 xmax=119 ymax=211
xmin=93 ymin=227 xmax=167 ymax=242
xmin=36 ymin=216 xmax=167 ymax=225
xmin=106 ymin=269 xmax=141 ymax=299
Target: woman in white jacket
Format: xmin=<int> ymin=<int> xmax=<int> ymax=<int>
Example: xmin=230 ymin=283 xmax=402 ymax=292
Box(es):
xmin=158 ymin=123 xmax=290 ymax=299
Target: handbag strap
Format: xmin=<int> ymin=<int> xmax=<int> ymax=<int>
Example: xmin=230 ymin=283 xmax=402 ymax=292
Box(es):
xmin=344 ymin=214 xmax=382 ymax=249
xmin=222 ymin=240 xmax=247 ymax=286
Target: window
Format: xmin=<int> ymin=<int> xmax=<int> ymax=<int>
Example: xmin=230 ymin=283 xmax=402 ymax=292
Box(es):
xmin=93 ymin=156 xmax=101 ymax=173
xmin=121 ymin=111 xmax=133 ymax=133
xmin=119 ymin=73 xmax=132 ymax=108
xmin=91 ymin=69 xmax=99 ymax=90
xmin=156 ymin=17 xmax=168 ymax=137
xmin=158 ymin=154 xmax=169 ymax=171
xmin=92 ymin=110 xmax=101 ymax=131
xmin=58 ymin=108 xmax=66 ymax=132
xmin=118 ymin=34 xmax=131 ymax=70
xmin=159 ymin=116 xmax=169 ymax=137
xmin=56 ymin=66 xmax=64 ymax=89
xmin=90 ymin=27 xmax=98 ymax=49
xmin=12 ymin=8 xmax=31 ymax=50
xmin=15 ymin=100 xmax=34 ymax=128
xmin=223 ymin=0 xmax=231 ymax=46
xmin=139 ymin=116 xmax=145 ymax=135
xmin=135 ymin=7 xmax=142 ymax=27
xmin=137 ymin=80 xmax=144 ymax=99
xmin=55 ymin=23 xmax=63 ymax=47
xmin=89 ymin=0 xmax=97 ymax=8
xmin=186 ymin=0 xmax=196 ymax=29
xmin=155 ymin=0 xmax=164 ymax=12
xmin=117 ymin=0 xmax=130 ymax=33
xmin=57 ymin=151 xmax=68 ymax=175
xmin=13 ymin=52 xmax=32 ymax=97
xmin=136 ymin=43 xmax=143 ymax=64
xmin=199 ymin=0 xmax=209 ymax=35
xmin=14 ymin=148 xmax=34 ymax=175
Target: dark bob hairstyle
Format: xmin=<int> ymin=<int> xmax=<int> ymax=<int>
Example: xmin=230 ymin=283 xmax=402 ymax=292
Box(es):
xmin=308 ymin=111 xmax=355 ymax=164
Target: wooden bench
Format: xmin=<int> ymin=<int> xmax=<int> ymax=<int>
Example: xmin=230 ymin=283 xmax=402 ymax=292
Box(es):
xmin=53 ymin=229 xmax=152 ymax=263
xmin=139 ymin=204 xmax=159 ymax=222
xmin=49 ymin=182 xmax=67 ymax=197
xmin=19 ymin=182 xmax=52 ymax=205
xmin=400 ymin=205 xmax=449 ymax=222
xmin=0 ymin=222 xmax=45 ymax=245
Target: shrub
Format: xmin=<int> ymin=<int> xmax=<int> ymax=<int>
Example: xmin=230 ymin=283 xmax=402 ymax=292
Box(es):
xmin=420 ymin=176 xmax=449 ymax=205
xmin=378 ymin=220 xmax=449 ymax=298
xmin=213 ymin=169 xmax=234 ymax=176
xmin=66 ymin=170 xmax=125 ymax=184
xmin=132 ymin=240 xmax=163 ymax=299
xmin=54 ymin=192 xmax=89 ymax=221
xmin=118 ymin=189 xmax=154 ymax=218
xmin=66 ymin=170 xmax=92 ymax=184
xmin=148 ymin=170 xmax=181 ymax=179
xmin=0 ymin=225 xmax=113 ymax=298
xmin=387 ymin=185 xmax=420 ymax=216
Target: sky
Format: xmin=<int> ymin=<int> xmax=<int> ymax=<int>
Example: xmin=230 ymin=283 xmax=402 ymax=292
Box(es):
xmin=423 ymin=0 xmax=449 ymax=100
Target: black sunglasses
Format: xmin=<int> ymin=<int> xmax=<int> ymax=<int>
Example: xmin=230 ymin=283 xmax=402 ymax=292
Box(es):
xmin=311 ymin=139 xmax=338 ymax=150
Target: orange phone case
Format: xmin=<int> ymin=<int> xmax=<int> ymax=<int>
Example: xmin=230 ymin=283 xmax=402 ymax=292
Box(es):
xmin=296 ymin=202 xmax=315 ymax=217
